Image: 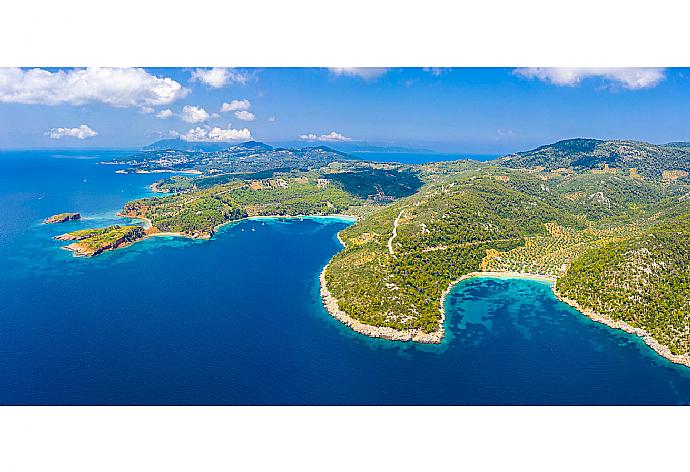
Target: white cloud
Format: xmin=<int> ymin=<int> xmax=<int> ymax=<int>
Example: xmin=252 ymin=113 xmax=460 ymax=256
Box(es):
xmin=423 ymin=67 xmax=451 ymax=76
xmin=299 ymin=131 xmax=352 ymax=142
xmin=328 ymin=68 xmax=390 ymax=80
xmin=234 ymin=110 xmax=255 ymax=121
xmin=0 ymin=67 xmax=188 ymax=107
xmin=180 ymin=105 xmax=210 ymax=123
xmin=140 ymin=106 xmax=155 ymax=114
xmin=190 ymin=68 xmax=249 ymax=88
xmin=513 ymin=68 xmax=666 ymax=90
xmin=268 ymin=116 xmax=276 ymax=122
xmin=47 ymin=124 xmax=98 ymax=140
xmin=156 ymin=109 xmax=173 ymax=119
xmin=178 ymin=126 xmax=252 ymax=142
xmin=220 ymin=99 xmax=251 ymax=112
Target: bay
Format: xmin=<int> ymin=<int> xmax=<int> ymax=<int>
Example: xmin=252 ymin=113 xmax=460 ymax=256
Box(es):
xmin=2 ymin=150 xmax=690 ymax=405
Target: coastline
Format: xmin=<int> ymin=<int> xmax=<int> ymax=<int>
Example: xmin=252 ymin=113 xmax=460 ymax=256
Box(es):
xmin=319 ymin=262 xmax=444 ymax=344
xmin=319 ymin=224 xmax=442 ymax=343
xmin=441 ymin=271 xmax=690 ymax=368
xmin=213 ymin=213 xmax=358 ymax=234
xmin=110 ymin=211 xmax=359 ymax=248
xmin=319 ymin=269 xmax=553 ymax=345
xmin=115 ymin=169 xmax=202 ymax=175
xmin=246 ymin=214 xmax=359 ymax=222
xmin=552 ymin=287 xmax=690 ymax=369
xmin=320 ymin=265 xmax=690 ymax=369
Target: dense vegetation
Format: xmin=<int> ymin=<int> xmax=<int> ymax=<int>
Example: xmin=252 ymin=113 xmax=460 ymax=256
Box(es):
xmin=155 ymin=168 xmax=295 ymax=193
xmin=122 ymin=177 xmax=362 ymax=238
xmin=325 ymin=159 xmax=690 ymax=358
xmin=80 ymin=138 xmax=690 ymax=357
xmin=326 ymin=174 xmax=575 ymax=333
xmin=327 ymin=168 xmax=424 ymax=200
xmin=499 ymin=138 xmax=690 ymax=180
xmin=557 ymin=216 xmax=690 ymax=355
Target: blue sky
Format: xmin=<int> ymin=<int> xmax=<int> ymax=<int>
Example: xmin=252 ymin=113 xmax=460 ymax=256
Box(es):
xmin=1 ymin=67 xmax=689 ymax=153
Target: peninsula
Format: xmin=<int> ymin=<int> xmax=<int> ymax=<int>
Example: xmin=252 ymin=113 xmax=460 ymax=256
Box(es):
xmin=56 ymin=225 xmax=145 ymax=256
xmin=55 ymin=139 xmax=690 ymax=367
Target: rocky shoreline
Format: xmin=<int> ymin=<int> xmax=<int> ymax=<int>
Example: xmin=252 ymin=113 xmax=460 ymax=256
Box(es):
xmin=64 ymin=234 xmax=138 ymax=257
xmin=44 ymin=212 xmax=80 ymax=224
xmin=319 ymin=268 xmax=554 ymax=345
xmin=320 ymin=266 xmax=690 ymax=368
xmin=552 ymin=287 xmax=690 ymax=369
xmin=319 ymin=263 xmax=444 ymax=343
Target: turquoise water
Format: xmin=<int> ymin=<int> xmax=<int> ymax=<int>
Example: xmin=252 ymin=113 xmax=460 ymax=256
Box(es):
xmin=2 ymin=150 xmax=690 ymax=405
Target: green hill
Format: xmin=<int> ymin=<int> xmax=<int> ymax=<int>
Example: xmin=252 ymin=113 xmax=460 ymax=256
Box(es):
xmin=557 ymin=216 xmax=690 ymax=355
xmin=62 ymin=138 xmax=690 ymax=361
xmin=325 ymin=171 xmax=578 ymax=334
xmin=499 ymin=138 xmax=690 ymax=180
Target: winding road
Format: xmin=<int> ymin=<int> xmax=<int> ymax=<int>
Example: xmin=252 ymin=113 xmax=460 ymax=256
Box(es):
xmin=387 ymin=209 xmax=405 ymax=256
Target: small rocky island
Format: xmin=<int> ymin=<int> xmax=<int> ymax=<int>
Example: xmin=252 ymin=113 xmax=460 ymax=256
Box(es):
xmin=56 ymin=225 xmax=145 ymax=257
xmin=44 ymin=212 xmax=81 ymax=224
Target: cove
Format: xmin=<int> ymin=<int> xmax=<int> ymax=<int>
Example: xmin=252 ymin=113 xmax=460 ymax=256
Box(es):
xmin=2 ymin=150 xmax=690 ymax=405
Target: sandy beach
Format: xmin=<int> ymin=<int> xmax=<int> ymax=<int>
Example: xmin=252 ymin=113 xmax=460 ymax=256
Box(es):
xmin=439 ymin=271 xmax=689 ymax=368
xmin=320 ymin=265 xmax=690 ymax=368
xmin=319 ymin=269 xmax=555 ymax=345
xmin=111 ymin=207 xmax=690 ymax=369
xmin=114 ymin=212 xmax=359 ymax=246
xmin=213 ymin=213 xmax=358 ymax=234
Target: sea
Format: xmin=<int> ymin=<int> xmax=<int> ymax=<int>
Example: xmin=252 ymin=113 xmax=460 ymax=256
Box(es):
xmin=2 ymin=149 xmax=690 ymax=405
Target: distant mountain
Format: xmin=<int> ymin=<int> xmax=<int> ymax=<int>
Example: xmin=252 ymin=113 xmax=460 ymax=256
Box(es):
xmin=298 ymin=145 xmax=356 ymax=158
xmin=229 ymin=141 xmax=274 ymax=152
xmin=143 ymin=139 xmax=273 ymax=153
xmin=267 ymin=141 xmax=437 ymax=154
xmin=665 ymin=142 xmax=690 ymax=148
xmin=498 ymin=138 xmax=690 ymax=179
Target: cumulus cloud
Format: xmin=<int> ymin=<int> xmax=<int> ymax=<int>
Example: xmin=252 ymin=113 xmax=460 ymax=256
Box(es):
xmin=47 ymin=124 xmax=98 ymax=140
xmin=234 ymin=110 xmax=255 ymax=121
xmin=190 ymin=68 xmax=249 ymax=88
xmin=140 ymin=106 xmax=155 ymax=114
xmin=156 ymin=109 xmax=173 ymax=119
xmin=177 ymin=126 xmax=252 ymax=142
xmin=513 ymin=67 xmax=666 ymax=90
xmin=220 ymin=99 xmax=251 ymax=112
xmin=328 ymin=68 xmax=390 ymax=80
xmin=299 ymin=131 xmax=352 ymax=142
xmin=0 ymin=67 xmax=188 ymax=107
xmin=180 ymin=105 xmax=210 ymax=123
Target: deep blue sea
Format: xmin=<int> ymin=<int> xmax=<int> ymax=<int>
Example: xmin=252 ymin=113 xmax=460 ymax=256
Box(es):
xmin=2 ymin=150 xmax=690 ymax=405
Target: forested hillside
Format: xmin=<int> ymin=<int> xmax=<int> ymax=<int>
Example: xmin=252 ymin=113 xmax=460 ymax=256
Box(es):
xmin=557 ymin=216 xmax=690 ymax=355
xmin=62 ymin=138 xmax=690 ymax=359
xmin=498 ymin=138 xmax=690 ymax=180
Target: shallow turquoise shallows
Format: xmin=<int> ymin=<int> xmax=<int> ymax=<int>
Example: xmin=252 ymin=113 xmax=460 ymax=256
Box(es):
xmin=2 ymin=150 xmax=690 ymax=405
